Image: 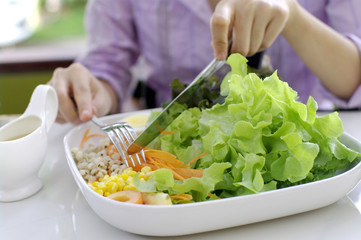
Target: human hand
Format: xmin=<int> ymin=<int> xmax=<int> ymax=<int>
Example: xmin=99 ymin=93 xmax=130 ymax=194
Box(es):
xmin=48 ymin=63 xmax=118 ymax=124
xmin=210 ymin=0 xmax=296 ymax=60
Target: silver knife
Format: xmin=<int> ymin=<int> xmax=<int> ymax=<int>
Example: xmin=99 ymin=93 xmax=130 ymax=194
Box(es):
xmin=127 ymin=57 xmax=227 ymax=154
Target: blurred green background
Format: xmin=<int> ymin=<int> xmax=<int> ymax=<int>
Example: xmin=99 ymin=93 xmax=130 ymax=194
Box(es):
xmin=26 ymin=0 xmax=86 ymax=44
xmin=0 ymin=0 xmax=87 ymax=114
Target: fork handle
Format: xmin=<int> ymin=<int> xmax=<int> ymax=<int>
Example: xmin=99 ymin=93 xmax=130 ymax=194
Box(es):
xmin=91 ymin=115 xmax=107 ymax=128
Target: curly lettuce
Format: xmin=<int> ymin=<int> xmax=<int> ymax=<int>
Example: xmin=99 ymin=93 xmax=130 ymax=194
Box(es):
xmin=136 ymin=53 xmax=360 ymax=201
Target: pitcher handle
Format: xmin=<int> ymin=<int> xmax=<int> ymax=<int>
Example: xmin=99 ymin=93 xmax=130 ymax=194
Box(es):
xmin=23 ymin=85 xmax=59 ymax=132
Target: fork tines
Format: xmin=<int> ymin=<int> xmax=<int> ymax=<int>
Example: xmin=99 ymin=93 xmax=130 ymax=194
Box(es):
xmin=103 ymin=122 xmax=146 ymax=168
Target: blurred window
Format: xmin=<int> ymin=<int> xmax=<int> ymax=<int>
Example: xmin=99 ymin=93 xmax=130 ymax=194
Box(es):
xmin=0 ymin=0 xmax=40 ymax=47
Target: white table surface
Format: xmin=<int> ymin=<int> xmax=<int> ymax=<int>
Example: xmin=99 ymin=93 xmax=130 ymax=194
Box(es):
xmin=1 ymin=111 xmax=361 ymax=240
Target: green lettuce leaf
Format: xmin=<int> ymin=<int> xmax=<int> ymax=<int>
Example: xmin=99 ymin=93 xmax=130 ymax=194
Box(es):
xmin=134 ymin=163 xmax=231 ymax=202
xmin=146 ymin=53 xmax=361 ymax=201
xmin=172 ymin=162 xmax=232 ymax=201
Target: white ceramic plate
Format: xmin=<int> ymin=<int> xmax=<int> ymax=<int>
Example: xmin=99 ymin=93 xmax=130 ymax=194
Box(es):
xmin=64 ymin=110 xmax=361 ymax=237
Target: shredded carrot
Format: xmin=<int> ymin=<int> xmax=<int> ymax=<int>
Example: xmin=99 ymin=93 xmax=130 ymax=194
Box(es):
xmin=80 ymin=128 xmax=105 ymax=149
xmin=186 ymin=152 xmax=208 ymax=167
xmin=146 ymin=155 xmax=185 ymax=181
xmin=154 ymin=143 xmax=160 ymax=150
xmin=208 ymin=192 xmax=220 ymax=199
xmin=144 ymin=149 xmax=184 ymax=168
xmin=106 ymin=144 xmax=117 ymax=157
xmin=156 ymin=124 xmax=163 ymax=133
xmin=170 ymin=194 xmax=193 ymax=201
xmin=160 ymin=130 xmax=179 ymax=135
xmin=174 ymin=168 xmax=203 ymax=179
xmin=142 ymin=150 xmax=204 ymax=180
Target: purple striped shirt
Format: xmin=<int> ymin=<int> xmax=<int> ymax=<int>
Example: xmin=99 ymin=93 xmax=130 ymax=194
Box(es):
xmin=77 ymin=0 xmax=361 ymax=110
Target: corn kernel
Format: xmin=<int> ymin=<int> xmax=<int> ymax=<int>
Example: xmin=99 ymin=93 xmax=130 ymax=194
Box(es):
xmin=98 ymin=182 xmax=106 ymax=189
xmin=123 ymin=185 xmax=136 ymax=190
xmin=123 ymin=167 xmax=132 ymax=174
xmin=88 ymin=165 xmax=156 ymax=196
xmin=141 ymin=166 xmax=152 ymax=173
xmin=110 ymin=182 xmax=118 ymax=192
xmin=117 ymin=185 xmax=124 ymax=191
xmin=117 ymin=177 xmax=125 ymax=185
xmin=145 ymin=171 xmax=154 ymax=180
xmin=121 ymin=173 xmax=129 ymax=181
xmin=123 ymin=167 xmax=136 ymax=176
xmin=98 ymin=174 xmax=109 ymax=182
xmin=126 ymin=177 xmax=133 ymax=185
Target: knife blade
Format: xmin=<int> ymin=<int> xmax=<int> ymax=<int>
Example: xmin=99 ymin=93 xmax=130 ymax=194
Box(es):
xmin=127 ymin=58 xmax=227 ymax=154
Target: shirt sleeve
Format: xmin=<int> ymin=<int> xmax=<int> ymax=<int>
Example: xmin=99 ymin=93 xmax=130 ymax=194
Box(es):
xmin=76 ymin=0 xmax=140 ymax=111
xmin=323 ymin=0 xmax=361 ymax=109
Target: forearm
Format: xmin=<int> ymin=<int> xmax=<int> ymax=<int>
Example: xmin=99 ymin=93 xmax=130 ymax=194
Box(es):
xmin=79 ymin=0 xmax=139 ymax=114
xmin=282 ymin=2 xmax=361 ymax=100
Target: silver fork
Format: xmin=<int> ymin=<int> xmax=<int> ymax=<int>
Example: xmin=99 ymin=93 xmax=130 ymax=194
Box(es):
xmin=91 ymin=115 xmax=146 ymax=167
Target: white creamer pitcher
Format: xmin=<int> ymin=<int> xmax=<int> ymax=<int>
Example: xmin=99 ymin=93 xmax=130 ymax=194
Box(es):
xmin=0 ymin=85 xmax=58 ymax=202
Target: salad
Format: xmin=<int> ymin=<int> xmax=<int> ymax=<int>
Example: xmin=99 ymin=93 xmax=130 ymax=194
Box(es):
xmin=74 ymin=53 xmax=361 ymax=205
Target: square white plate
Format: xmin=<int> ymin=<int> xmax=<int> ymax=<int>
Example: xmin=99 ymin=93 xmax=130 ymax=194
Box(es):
xmin=64 ymin=110 xmax=361 ymax=236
